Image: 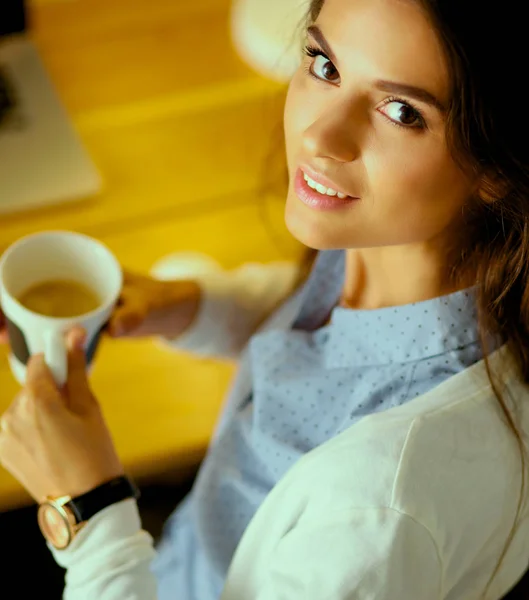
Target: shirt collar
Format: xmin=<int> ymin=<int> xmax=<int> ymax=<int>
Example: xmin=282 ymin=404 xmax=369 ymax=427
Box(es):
xmin=324 ymin=289 xmax=480 ymax=368
xmin=293 ymin=250 xmax=344 ymax=331
xmin=292 ymin=250 xmax=481 ymax=367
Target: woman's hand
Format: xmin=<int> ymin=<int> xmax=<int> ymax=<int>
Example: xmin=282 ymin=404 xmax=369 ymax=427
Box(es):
xmin=0 ymin=311 xmax=8 ymax=344
xmin=107 ymin=271 xmax=201 ymax=340
xmin=0 ymin=270 xmax=201 ymax=346
xmin=0 ymin=328 xmax=124 ymax=502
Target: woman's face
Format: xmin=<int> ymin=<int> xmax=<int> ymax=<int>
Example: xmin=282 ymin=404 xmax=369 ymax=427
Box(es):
xmin=284 ymin=0 xmax=478 ymax=250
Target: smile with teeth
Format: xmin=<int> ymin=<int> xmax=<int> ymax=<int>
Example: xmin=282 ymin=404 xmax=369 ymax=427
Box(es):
xmin=303 ymin=172 xmax=349 ymax=199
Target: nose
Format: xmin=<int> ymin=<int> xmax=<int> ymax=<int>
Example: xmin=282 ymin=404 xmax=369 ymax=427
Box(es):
xmin=302 ymin=102 xmax=360 ymax=163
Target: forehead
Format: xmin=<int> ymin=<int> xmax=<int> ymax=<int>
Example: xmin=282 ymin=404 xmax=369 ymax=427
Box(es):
xmin=316 ymin=0 xmax=450 ymax=104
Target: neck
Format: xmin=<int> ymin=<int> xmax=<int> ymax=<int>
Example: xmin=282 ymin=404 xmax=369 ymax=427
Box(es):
xmin=341 ymin=244 xmax=462 ymax=310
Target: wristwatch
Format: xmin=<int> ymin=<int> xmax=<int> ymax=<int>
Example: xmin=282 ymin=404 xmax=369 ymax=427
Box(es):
xmin=37 ymin=475 xmax=140 ymax=550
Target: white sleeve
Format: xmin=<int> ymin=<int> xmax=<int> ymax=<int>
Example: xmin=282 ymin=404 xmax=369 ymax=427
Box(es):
xmin=49 ymin=499 xmax=158 ymax=600
xmin=223 ymin=508 xmax=443 ymax=600
xmin=48 ymin=504 xmax=442 ymax=600
xmin=163 ymin=261 xmax=299 ymax=360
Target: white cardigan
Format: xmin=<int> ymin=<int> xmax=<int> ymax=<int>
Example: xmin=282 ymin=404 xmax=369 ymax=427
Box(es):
xmin=50 ymin=263 xmax=529 ymax=599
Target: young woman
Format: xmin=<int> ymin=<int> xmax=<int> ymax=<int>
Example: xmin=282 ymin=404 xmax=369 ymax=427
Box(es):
xmin=1 ymin=0 xmax=529 ymax=597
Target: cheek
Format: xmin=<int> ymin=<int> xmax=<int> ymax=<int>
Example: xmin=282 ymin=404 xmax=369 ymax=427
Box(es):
xmin=367 ymin=138 xmax=473 ymax=235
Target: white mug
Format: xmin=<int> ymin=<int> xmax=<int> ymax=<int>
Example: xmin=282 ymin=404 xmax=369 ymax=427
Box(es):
xmin=0 ymin=231 xmax=122 ymax=386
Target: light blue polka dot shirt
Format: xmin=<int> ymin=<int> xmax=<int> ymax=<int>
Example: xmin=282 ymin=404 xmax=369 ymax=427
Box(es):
xmin=152 ymin=250 xmax=484 ymax=600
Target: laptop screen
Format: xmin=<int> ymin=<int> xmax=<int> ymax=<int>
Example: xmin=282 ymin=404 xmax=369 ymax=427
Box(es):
xmin=1 ymin=1 xmax=26 ymax=127
xmin=0 ymin=0 xmax=26 ymax=38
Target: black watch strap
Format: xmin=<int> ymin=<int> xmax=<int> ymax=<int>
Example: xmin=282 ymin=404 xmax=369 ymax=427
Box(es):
xmin=65 ymin=475 xmax=141 ymax=523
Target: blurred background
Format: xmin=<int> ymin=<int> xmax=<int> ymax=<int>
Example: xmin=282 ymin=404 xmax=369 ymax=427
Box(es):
xmin=0 ymin=0 xmax=308 ymax=595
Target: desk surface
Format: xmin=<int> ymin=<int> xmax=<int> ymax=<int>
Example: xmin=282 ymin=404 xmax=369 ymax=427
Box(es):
xmin=0 ymin=0 xmax=301 ymax=511
xmin=0 ymin=0 xmax=287 ymax=251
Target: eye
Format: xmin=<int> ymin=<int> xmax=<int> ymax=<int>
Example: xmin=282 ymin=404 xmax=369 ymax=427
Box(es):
xmin=303 ymin=46 xmax=340 ymax=83
xmin=312 ymin=55 xmax=340 ymax=82
xmin=378 ymin=98 xmax=425 ymax=129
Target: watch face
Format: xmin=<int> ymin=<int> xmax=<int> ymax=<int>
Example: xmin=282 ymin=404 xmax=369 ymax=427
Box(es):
xmin=37 ymin=503 xmax=72 ymax=550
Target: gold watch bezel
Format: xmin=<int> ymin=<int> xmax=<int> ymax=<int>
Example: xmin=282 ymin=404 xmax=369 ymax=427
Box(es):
xmin=37 ymin=495 xmax=81 ymax=550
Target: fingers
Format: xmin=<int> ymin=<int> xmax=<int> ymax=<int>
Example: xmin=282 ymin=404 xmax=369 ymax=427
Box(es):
xmin=66 ymin=326 xmax=87 ymax=351
xmin=121 ymin=270 xmax=136 ymax=285
xmin=107 ymin=307 xmax=145 ymax=337
xmin=107 ymin=290 xmax=147 ymax=337
xmin=0 ymin=399 xmax=18 ymax=438
xmin=0 ymin=391 xmax=31 ymax=441
xmin=24 ymin=327 xmax=92 ymax=414
xmin=25 ymin=354 xmax=62 ymax=410
xmin=65 ymin=328 xmax=94 ymax=411
xmin=0 ymin=312 xmax=8 ymax=344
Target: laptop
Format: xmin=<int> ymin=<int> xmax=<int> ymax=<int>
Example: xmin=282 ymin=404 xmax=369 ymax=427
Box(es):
xmin=0 ymin=0 xmax=101 ymax=216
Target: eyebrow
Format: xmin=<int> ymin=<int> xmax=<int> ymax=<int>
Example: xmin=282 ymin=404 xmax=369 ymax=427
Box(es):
xmin=307 ymin=25 xmax=446 ymax=113
xmin=374 ymin=80 xmax=446 ymax=113
xmin=307 ymin=25 xmax=337 ymax=65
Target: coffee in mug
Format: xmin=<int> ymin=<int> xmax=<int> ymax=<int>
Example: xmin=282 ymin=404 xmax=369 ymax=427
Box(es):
xmin=17 ymin=279 xmax=102 ymax=318
xmin=0 ymin=231 xmax=123 ymax=386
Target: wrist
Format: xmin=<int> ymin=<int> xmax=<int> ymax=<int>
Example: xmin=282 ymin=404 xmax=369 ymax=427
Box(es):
xmin=38 ymin=475 xmax=140 ymax=550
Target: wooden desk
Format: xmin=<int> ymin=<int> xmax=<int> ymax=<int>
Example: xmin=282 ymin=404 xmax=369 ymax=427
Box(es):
xmin=0 ymin=0 xmax=302 ymax=511
xmin=0 ymin=0 xmax=287 ymax=251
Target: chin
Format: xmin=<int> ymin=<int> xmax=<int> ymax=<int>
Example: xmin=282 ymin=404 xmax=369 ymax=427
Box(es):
xmin=284 ymin=197 xmax=346 ymax=250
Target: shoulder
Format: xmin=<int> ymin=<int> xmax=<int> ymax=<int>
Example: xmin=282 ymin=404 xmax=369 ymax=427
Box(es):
xmin=283 ymin=347 xmax=528 ymax=516
xmin=231 ymin=349 xmax=529 ymax=598
xmin=236 ymin=350 xmax=529 ymax=598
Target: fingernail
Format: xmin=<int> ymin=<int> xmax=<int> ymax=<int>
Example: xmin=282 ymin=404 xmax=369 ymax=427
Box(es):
xmin=31 ymin=353 xmax=46 ymax=368
xmin=71 ymin=327 xmax=87 ymax=348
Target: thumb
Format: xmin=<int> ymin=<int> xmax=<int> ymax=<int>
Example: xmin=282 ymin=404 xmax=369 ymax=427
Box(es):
xmin=64 ymin=327 xmax=95 ymax=411
xmin=25 ymin=354 xmax=63 ymax=410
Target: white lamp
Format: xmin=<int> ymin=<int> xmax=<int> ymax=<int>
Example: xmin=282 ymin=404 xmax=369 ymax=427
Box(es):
xmin=230 ymin=0 xmax=311 ymax=82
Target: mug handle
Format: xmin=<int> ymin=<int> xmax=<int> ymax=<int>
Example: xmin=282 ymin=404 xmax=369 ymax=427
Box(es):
xmin=43 ymin=329 xmax=68 ymax=387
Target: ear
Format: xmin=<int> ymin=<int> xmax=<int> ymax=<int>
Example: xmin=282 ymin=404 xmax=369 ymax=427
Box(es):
xmin=477 ymin=173 xmax=510 ymax=204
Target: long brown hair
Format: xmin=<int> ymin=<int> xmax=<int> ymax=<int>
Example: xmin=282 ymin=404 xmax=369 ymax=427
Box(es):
xmin=305 ymin=0 xmax=529 ymax=371
xmin=301 ymin=0 xmax=529 ymax=594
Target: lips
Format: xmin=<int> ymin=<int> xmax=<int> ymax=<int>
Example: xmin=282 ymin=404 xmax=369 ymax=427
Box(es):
xmin=299 ymin=164 xmax=358 ymax=199
xmin=294 ymin=168 xmax=359 ymax=211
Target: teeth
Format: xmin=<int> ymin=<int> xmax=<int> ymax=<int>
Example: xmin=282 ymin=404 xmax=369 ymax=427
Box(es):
xmin=303 ymin=172 xmax=349 ymax=198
